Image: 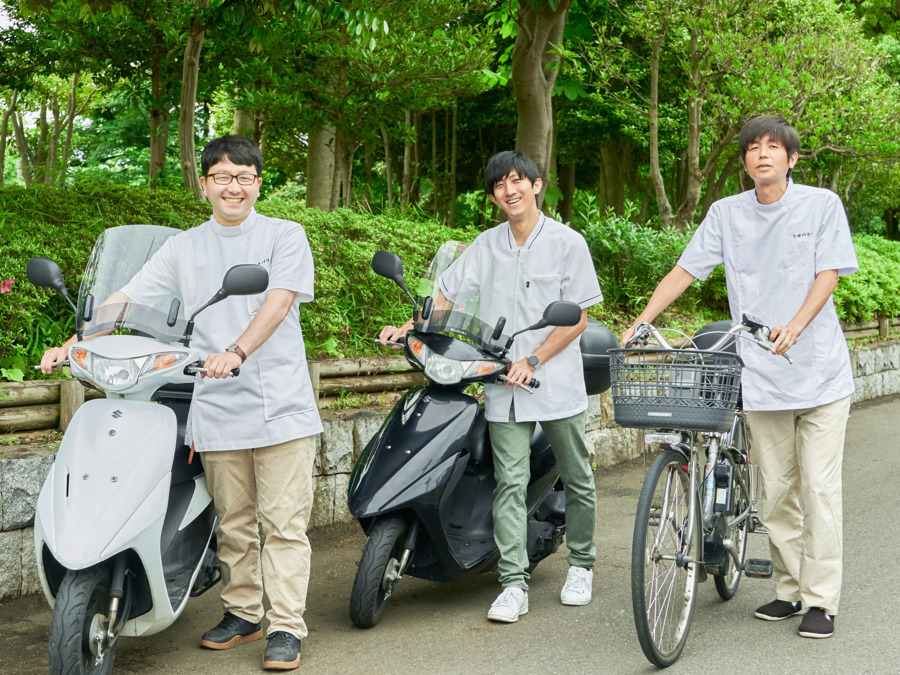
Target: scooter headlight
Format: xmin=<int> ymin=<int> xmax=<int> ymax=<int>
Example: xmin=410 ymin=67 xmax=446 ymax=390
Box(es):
xmin=407 ymin=336 xmax=504 ymax=385
xmin=90 ymin=355 xmax=142 ymax=391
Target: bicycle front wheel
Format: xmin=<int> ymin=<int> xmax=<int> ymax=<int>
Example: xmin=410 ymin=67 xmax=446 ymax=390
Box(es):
xmin=632 ymin=449 xmax=700 ymax=668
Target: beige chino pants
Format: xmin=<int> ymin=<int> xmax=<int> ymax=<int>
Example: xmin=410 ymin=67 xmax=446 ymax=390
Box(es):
xmin=200 ymin=436 xmax=316 ymax=639
xmin=746 ymin=395 xmax=851 ymax=615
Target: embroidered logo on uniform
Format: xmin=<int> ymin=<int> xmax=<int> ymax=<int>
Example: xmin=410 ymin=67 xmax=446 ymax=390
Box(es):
xmin=792 ymin=232 xmax=813 ymax=239
xmin=256 ymin=257 xmax=271 ymax=266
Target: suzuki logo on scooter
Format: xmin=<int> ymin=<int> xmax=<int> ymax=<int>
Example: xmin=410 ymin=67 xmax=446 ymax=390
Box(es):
xmin=111 ymin=410 xmax=123 ymax=418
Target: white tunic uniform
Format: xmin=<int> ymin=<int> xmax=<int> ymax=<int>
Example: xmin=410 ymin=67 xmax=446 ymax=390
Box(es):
xmin=438 ymin=215 xmax=603 ymax=423
xmin=677 ymin=182 xmax=858 ymax=411
xmin=121 ymin=208 xmax=323 ymax=450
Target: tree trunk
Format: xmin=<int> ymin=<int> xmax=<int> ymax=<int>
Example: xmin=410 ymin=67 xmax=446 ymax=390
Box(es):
xmin=401 ymin=109 xmax=412 ymax=213
xmin=884 ymin=208 xmax=898 ymax=241
xmin=59 ymin=73 xmax=79 ymax=186
xmin=341 ymin=143 xmax=356 ymax=209
xmin=671 ymin=26 xmax=705 ymax=232
xmin=431 ymin=110 xmax=438 ymax=217
xmin=598 ymin=142 xmax=626 ymax=215
xmin=700 ymin=153 xmax=738 ymax=220
xmin=510 ymin=0 xmax=572 ymax=206
xmin=149 ymin=59 xmax=169 ymax=187
xmin=34 ymin=100 xmax=48 ymax=184
xmin=0 ymin=90 xmax=18 ymax=187
xmin=449 ymin=103 xmax=458 ymax=227
xmin=410 ymin=112 xmax=422 ymax=205
xmin=363 ymin=143 xmax=373 ymax=210
xmin=329 ymin=127 xmax=344 ymax=211
xmin=305 ymin=126 xmax=335 ymax=211
xmin=380 ymin=124 xmax=393 ymax=209
xmin=11 ymin=112 xmax=33 ymax=187
xmin=178 ymin=0 xmax=209 ymax=201
xmin=233 ymin=108 xmax=254 ymax=135
xmin=647 ymin=34 xmax=673 ymax=227
xmin=559 ymin=161 xmax=575 ymax=224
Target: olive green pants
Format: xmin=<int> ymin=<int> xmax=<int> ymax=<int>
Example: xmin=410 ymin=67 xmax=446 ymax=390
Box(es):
xmin=488 ymin=407 xmax=596 ymax=590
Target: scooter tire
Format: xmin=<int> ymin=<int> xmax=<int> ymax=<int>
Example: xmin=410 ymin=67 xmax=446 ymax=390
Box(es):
xmin=349 ymin=516 xmax=408 ymax=629
xmin=49 ymin=566 xmax=116 ymax=675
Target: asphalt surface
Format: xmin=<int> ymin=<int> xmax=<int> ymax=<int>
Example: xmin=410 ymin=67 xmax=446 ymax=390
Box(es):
xmin=1 ymin=395 xmax=897 ymax=674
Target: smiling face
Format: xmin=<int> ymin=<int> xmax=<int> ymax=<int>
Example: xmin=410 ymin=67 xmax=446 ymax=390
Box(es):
xmin=199 ymin=158 xmax=262 ymax=226
xmin=742 ymin=133 xmax=798 ymax=187
xmin=489 ymin=169 xmax=543 ymax=222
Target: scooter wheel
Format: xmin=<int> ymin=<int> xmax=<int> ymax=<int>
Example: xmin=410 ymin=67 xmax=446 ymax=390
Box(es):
xmin=349 ymin=516 xmax=408 ymax=628
xmin=49 ymin=565 xmax=116 ymax=675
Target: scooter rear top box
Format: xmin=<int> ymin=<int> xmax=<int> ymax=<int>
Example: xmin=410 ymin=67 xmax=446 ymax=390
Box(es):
xmin=580 ymin=319 xmax=619 ymax=395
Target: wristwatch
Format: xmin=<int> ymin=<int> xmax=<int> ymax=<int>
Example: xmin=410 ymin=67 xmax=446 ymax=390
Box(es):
xmin=526 ymin=354 xmax=540 ymax=368
xmin=225 ymin=343 xmax=247 ymax=363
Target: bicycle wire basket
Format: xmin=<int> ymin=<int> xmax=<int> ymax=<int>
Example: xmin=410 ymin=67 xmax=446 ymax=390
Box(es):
xmin=608 ymin=348 xmax=742 ymax=432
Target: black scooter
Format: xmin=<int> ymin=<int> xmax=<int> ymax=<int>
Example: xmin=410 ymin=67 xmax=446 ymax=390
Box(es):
xmin=347 ymin=247 xmax=617 ymax=628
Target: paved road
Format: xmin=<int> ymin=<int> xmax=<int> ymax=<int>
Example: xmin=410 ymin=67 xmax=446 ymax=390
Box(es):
xmin=1 ymin=396 xmax=897 ymax=674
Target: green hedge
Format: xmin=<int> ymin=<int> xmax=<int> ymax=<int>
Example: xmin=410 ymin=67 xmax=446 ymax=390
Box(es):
xmin=0 ymin=184 xmax=479 ymax=373
xmin=2 ymin=184 xmax=899 ymax=379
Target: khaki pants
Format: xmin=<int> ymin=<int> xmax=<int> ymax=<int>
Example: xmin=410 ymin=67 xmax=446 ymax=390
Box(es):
xmin=746 ymin=395 xmax=851 ymax=615
xmin=488 ymin=407 xmax=596 ymax=590
xmin=200 ymin=436 xmax=316 ymax=638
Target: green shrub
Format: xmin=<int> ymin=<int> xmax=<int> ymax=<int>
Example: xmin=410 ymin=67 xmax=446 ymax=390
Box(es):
xmin=833 ymin=234 xmax=900 ymax=322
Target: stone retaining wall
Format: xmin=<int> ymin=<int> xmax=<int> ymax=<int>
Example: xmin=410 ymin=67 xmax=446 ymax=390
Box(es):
xmin=2 ymin=340 xmax=898 ymax=600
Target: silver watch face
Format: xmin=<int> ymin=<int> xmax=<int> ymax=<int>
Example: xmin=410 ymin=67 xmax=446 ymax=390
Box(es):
xmin=225 ymin=343 xmax=239 ymax=352
xmin=527 ymin=355 xmax=539 ymax=367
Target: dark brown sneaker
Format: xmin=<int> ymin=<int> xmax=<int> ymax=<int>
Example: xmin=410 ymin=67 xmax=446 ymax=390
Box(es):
xmin=263 ymin=631 xmax=302 ymax=670
xmin=754 ymin=599 xmax=802 ymax=621
xmin=200 ymin=612 xmax=263 ymax=649
xmin=799 ymin=607 xmax=835 ymax=638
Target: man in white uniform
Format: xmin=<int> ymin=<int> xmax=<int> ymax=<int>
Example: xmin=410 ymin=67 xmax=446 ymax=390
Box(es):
xmin=380 ymin=151 xmax=603 ymax=622
xmin=622 ymin=116 xmax=858 ymax=639
xmin=41 ymin=135 xmax=321 ymax=669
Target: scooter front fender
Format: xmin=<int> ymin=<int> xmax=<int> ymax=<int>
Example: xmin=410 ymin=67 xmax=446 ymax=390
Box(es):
xmin=36 ymin=399 xmax=178 ymax=570
xmin=348 ymin=386 xmax=478 ymax=520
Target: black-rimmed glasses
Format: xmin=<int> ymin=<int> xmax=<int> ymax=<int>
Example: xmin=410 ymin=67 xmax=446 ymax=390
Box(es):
xmin=206 ymin=173 xmax=259 ymax=185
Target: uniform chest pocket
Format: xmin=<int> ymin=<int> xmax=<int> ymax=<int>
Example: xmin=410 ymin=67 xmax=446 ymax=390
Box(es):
xmin=783 ymin=239 xmax=815 ymax=286
xmin=526 ymin=274 xmax=562 ymax=312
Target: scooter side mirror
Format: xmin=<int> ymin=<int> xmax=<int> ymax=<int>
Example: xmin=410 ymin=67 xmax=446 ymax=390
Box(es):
xmin=26 ymin=256 xmax=77 ymax=313
xmin=372 ymin=251 xmax=404 ymax=284
xmin=27 ymin=256 xmax=69 ymax=295
xmin=372 ymin=251 xmax=417 ymax=309
xmin=220 ymin=264 xmax=270 ymax=298
xmin=541 ymin=301 xmax=582 ymax=328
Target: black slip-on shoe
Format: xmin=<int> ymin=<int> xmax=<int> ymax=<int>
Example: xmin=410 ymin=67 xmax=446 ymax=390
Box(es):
xmin=200 ymin=612 xmax=263 ymax=649
xmin=754 ymin=599 xmax=802 ymax=621
xmin=799 ymin=607 xmax=835 ymax=638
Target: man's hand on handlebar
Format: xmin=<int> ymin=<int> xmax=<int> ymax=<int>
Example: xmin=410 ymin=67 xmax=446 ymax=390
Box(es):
xmin=378 ymin=320 xmax=413 ymax=349
xmin=40 ymin=346 xmax=71 ymax=374
xmin=503 ymin=358 xmax=535 ymax=388
xmin=202 ymin=351 xmax=243 ymax=379
xmin=767 ymin=324 xmax=799 ymax=356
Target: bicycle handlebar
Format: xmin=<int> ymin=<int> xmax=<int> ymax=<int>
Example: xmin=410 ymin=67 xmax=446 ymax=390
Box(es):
xmin=626 ymin=318 xmax=793 ymax=364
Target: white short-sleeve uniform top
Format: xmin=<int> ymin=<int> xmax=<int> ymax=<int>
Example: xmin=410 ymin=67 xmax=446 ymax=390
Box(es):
xmin=121 ymin=209 xmax=323 ymax=450
xmin=438 ymin=216 xmax=603 ymax=423
xmin=677 ymin=182 xmax=858 ymax=411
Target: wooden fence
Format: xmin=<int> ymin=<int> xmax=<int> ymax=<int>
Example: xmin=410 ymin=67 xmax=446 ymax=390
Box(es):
xmin=2 ymin=318 xmax=897 ymax=436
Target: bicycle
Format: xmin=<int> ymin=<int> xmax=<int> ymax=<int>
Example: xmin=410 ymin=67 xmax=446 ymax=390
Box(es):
xmin=610 ymin=313 xmax=791 ymax=668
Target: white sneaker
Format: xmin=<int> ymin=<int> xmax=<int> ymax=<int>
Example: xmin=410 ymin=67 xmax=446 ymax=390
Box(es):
xmin=487 ymin=587 xmax=529 ymax=623
xmin=560 ymin=566 xmax=593 ymax=606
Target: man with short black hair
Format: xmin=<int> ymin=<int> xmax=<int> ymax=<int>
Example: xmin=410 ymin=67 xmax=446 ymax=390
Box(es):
xmin=622 ymin=115 xmax=858 ymax=639
xmin=381 ymin=150 xmax=603 ymax=622
xmin=42 ymin=134 xmax=320 ymax=669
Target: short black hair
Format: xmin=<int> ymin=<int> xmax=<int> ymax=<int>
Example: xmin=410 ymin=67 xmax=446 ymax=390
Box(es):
xmin=200 ymin=134 xmax=263 ymax=175
xmin=739 ymin=115 xmax=800 ymax=165
xmin=484 ymin=151 xmax=541 ymax=195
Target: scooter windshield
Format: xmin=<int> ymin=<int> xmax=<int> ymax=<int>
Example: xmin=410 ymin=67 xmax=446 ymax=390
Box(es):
xmin=76 ymin=225 xmax=187 ymax=342
xmin=413 ymin=240 xmax=509 ymax=353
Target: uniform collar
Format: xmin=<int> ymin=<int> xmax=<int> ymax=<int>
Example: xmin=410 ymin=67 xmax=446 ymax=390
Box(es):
xmin=505 ymin=213 xmax=547 ymax=250
xmin=210 ymin=207 xmax=258 ymax=237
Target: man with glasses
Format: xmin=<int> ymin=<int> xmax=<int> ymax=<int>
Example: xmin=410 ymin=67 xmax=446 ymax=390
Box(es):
xmin=41 ymin=134 xmax=320 ymax=669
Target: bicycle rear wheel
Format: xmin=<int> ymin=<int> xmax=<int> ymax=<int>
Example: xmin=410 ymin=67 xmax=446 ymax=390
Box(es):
xmin=632 ymin=449 xmax=700 ymax=668
xmin=713 ymin=457 xmax=751 ymax=600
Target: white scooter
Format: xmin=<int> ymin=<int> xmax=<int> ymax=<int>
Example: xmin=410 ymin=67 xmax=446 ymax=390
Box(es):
xmin=26 ymin=225 xmax=269 ymax=674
